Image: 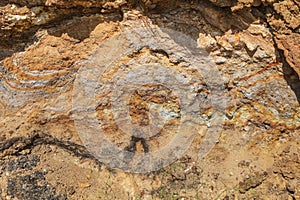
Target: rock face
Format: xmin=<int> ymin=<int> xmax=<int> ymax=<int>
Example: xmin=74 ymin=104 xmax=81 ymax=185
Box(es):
xmin=0 ymin=0 xmax=299 ymax=199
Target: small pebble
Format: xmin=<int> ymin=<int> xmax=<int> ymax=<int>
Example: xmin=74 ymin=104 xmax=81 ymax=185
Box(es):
xmin=214 ymin=56 xmax=227 ymax=64
xmin=86 ymin=174 xmax=91 ymax=179
xmin=78 ymin=182 xmax=91 ymax=188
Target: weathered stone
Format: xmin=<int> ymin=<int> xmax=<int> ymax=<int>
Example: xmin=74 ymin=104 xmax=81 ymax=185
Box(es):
xmin=197 ymin=33 xmax=218 ymax=51
xmin=276 ymin=33 xmax=300 ymax=77
xmin=273 ymin=0 xmax=300 ymax=30
xmin=0 ymin=0 xmax=299 ymax=199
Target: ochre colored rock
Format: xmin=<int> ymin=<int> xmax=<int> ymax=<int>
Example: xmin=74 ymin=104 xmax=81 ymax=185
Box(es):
xmin=0 ymin=1 xmax=299 ymax=199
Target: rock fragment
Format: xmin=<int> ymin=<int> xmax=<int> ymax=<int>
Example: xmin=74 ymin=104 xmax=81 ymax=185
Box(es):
xmin=276 ymin=33 xmax=300 ymax=77
xmin=197 ymin=33 xmax=218 ymax=52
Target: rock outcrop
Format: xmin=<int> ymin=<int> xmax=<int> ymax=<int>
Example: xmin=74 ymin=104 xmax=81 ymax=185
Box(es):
xmin=0 ymin=0 xmax=299 ymax=199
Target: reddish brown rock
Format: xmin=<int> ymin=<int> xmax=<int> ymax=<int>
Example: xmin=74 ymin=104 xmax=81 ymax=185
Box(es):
xmin=276 ymin=33 xmax=300 ymax=77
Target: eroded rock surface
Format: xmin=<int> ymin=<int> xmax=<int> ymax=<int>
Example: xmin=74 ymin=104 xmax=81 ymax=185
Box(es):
xmin=0 ymin=0 xmax=299 ymax=199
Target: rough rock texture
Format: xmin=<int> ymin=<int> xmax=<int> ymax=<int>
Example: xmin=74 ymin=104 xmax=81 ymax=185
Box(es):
xmin=0 ymin=0 xmax=299 ymax=199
